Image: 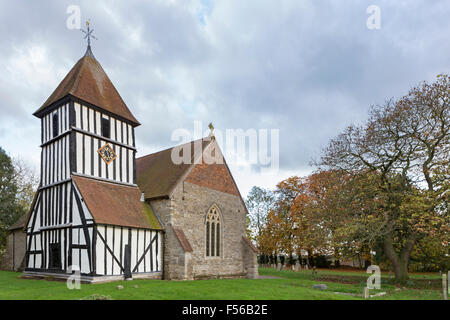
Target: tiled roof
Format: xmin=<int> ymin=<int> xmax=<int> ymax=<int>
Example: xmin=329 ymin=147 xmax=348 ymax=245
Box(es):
xmin=10 ymin=186 xmax=40 ymax=231
xmin=136 ymin=138 xmax=212 ymax=199
xmin=34 ymin=51 xmax=139 ymax=125
xmin=242 ymin=236 xmax=258 ymax=253
xmin=8 ymin=212 xmax=29 ymax=231
xmin=72 ymin=176 xmax=162 ymax=230
xmin=172 ymin=227 xmax=193 ymax=252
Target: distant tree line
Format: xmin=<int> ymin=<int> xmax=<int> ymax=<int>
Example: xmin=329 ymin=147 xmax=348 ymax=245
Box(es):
xmin=0 ymin=147 xmax=38 ymax=257
xmin=246 ymin=75 xmax=449 ymax=284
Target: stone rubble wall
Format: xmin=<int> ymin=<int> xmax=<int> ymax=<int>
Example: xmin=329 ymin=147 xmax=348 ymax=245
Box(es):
xmin=150 ymin=180 xmax=255 ymax=280
xmin=242 ymin=238 xmax=259 ymax=279
xmin=1 ymin=230 xmax=26 ymax=271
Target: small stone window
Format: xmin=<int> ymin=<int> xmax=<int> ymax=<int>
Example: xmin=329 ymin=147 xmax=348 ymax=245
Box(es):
xmin=206 ymin=205 xmax=221 ymax=257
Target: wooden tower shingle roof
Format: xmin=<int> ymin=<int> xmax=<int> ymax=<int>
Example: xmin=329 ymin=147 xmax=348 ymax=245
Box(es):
xmin=33 ymin=47 xmax=140 ymax=126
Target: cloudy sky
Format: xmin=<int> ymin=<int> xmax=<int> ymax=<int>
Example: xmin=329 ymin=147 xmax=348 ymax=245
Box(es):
xmin=0 ymin=0 xmax=449 ymax=196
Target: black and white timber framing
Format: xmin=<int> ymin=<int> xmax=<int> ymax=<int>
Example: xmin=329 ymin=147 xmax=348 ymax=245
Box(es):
xmin=26 ymin=97 xmax=162 ymax=278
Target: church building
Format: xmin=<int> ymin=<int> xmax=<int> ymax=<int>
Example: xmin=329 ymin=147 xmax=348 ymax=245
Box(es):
xmin=6 ymin=33 xmax=258 ymax=282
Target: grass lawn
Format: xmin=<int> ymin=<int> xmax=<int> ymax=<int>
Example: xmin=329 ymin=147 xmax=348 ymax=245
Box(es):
xmin=0 ymin=268 xmax=444 ymax=300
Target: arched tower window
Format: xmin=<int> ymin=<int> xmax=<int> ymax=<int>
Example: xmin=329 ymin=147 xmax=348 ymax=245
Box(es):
xmin=206 ymin=205 xmax=221 ymax=257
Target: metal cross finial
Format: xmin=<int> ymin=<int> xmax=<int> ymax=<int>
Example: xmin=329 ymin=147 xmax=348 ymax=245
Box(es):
xmin=208 ymin=122 xmax=215 ymax=139
xmin=81 ymin=19 xmax=97 ymax=48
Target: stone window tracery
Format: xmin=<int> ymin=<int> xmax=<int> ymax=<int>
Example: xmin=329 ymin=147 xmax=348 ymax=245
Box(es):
xmin=206 ymin=205 xmax=221 ymax=257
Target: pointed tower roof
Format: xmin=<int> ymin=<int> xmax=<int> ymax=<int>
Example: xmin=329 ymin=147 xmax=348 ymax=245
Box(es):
xmin=34 ymin=48 xmax=140 ymax=126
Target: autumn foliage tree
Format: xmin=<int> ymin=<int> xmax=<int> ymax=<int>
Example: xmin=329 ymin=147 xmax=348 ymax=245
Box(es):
xmin=257 ymin=174 xmax=338 ymax=265
xmin=254 ymin=75 xmax=448 ymax=282
xmin=317 ymin=75 xmax=449 ymax=283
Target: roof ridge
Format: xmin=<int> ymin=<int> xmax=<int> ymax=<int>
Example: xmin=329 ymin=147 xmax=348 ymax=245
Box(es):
xmin=72 ymin=174 xmax=140 ymax=190
xmin=137 ymin=137 xmax=211 ymax=160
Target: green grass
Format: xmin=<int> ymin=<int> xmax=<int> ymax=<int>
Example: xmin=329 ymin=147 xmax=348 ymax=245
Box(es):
xmin=0 ymin=268 xmax=444 ymax=300
xmin=259 ymin=268 xmax=443 ymax=300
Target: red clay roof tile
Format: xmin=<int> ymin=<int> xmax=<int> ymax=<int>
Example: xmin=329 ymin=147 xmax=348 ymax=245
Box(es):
xmin=172 ymin=227 xmax=193 ymax=252
xmin=34 ymin=53 xmax=139 ymax=125
xmin=136 ymin=138 xmax=211 ymax=199
xmin=242 ymin=236 xmax=258 ymax=253
xmin=72 ymin=176 xmax=162 ymax=230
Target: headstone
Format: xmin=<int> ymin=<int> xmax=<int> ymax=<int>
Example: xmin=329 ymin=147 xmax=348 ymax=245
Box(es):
xmin=443 ymin=274 xmax=448 ymax=300
xmin=277 ymin=263 xmax=281 ymax=271
xmin=312 ymin=284 xmax=328 ymax=291
xmin=370 ymin=292 xmax=387 ymax=297
xmin=312 ymin=267 xmax=317 ymax=279
xmin=117 ymin=285 xmax=124 ymax=290
xmin=295 ymin=262 xmax=301 ymax=272
xmin=363 ymin=287 xmax=370 ymax=299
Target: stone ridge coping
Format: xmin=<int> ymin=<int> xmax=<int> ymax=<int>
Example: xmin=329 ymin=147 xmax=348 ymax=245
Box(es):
xmin=242 ymin=236 xmax=258 ymax=253
xmin=172 ymin=226 xmax=193 ymax=252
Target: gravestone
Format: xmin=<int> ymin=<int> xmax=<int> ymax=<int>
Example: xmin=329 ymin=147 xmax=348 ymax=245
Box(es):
xmin=443 ymin=274 xmax=448 ymax=300
xmin=312 ymin=284 xmax=328 ymax=290
xmin=363 ymin=287 xmax=370 ymax=299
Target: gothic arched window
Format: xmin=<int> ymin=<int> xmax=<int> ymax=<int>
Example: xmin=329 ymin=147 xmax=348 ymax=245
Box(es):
xmin=206 ymin=205 xmax=221 ymax=257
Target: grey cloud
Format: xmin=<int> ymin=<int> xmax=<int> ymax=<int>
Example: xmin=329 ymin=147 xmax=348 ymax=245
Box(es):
xmin=0 ymin=0 xmax=449 ymax=182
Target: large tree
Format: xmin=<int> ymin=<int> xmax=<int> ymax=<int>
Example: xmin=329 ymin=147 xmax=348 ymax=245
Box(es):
xmin=318 ymin=75 xmax=449 ymax=283
xmin=246 ymin=186 xmax=275 ymax=241
xmin=0 ymin=147 xmax=38 ymax=250
xmin=0 ymin=147 xmax=19 ymax=247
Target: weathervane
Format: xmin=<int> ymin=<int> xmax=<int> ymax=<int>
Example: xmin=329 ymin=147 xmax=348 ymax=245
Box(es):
xmin=81 ymin=19 xmax=97 ymax=48
xmin=208 ymin=122 xmax=215 ymax=139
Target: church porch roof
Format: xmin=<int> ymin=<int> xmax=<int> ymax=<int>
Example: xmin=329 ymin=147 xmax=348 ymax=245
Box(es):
xmin=72 ymin=176 xmax=162 ymax=230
